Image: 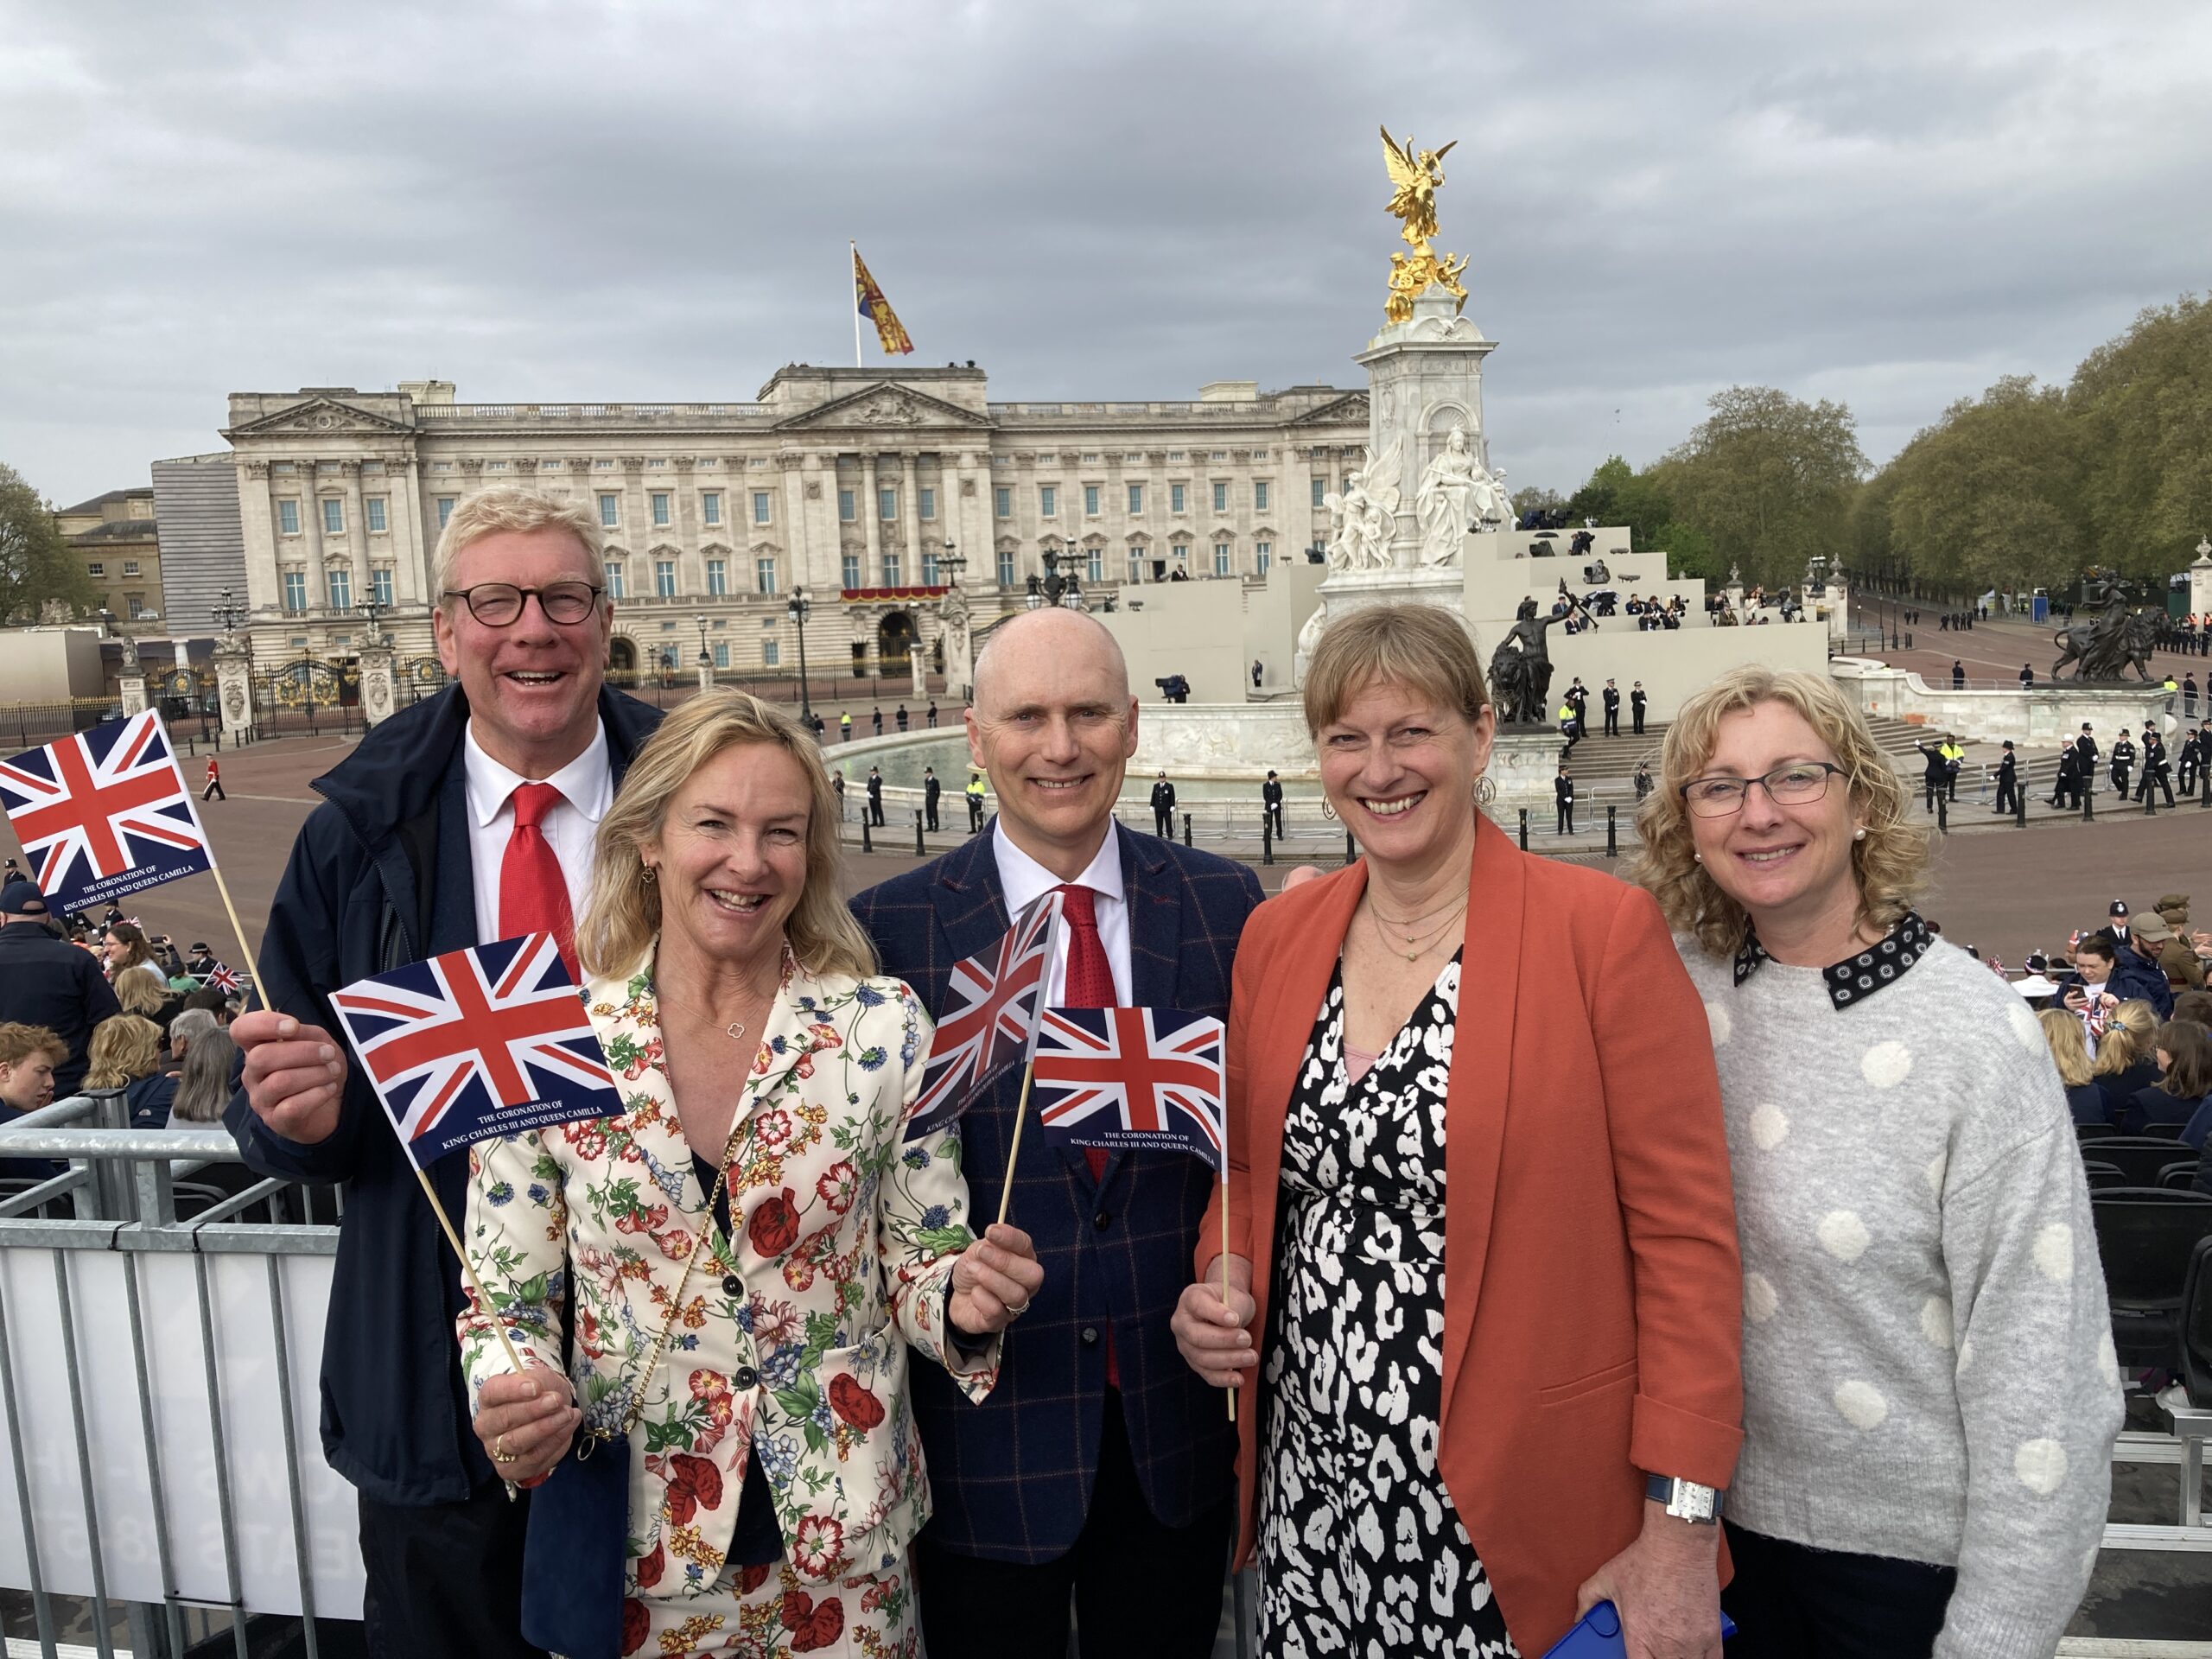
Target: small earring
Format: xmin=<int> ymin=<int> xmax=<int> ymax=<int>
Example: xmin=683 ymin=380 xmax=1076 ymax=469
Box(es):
xmin=641 ymin=864 xmax=658 ymax=883
xmin=1694 ymin=852 xmax=1703 ymax=863
xmin=1853 ymin=828 xmax=1866 ymax=841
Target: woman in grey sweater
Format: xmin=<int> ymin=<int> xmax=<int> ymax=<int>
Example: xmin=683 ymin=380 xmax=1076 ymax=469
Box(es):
xmin=1630 ymin=666 xmax=2121 ymax=1659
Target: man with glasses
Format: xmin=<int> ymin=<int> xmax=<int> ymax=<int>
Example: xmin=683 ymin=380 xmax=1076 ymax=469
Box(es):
xmin=224 ymin=487 xmax=663 ymax=1659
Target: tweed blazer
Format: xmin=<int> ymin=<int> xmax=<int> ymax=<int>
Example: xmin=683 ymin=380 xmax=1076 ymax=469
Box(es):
xmin=459 ymin=950 xmax=997 ymax=1600
xmin=851 ymin=820 xmax=1264 ymax=1562
xmin=1198 ymin=817 xmax=1745 ymax=1652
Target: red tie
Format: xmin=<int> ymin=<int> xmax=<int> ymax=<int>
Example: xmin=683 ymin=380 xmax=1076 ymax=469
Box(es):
xmin=500 ymin=782 xmax=578 ymax=977
xmin=1056 ymin=883 xmax=1120 ymax=1386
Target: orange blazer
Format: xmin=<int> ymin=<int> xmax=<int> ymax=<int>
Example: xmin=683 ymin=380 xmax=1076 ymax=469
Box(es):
xmin=1198 ymin=816 xmax=1744 ymax=1652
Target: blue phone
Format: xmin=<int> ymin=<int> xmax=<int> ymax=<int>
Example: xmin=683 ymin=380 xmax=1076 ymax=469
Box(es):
xmin=1541 ymin=1599 xmax=1737 ymax=1657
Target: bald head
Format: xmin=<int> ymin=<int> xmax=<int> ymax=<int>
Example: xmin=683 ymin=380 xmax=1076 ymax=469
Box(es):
xmin=972 ymin=607 xmax=1129 ymax=714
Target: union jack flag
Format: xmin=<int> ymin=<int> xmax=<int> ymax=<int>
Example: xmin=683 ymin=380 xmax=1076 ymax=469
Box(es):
xmin=905 ymin=892 xmax=1063 ymax=1141
xmin=1032 ymin=1006 xmax=1227 ymax=1171
xmin=0 ymin=711 xmax=212 ymax=912
xmin=328 ymin=931 xmax=622 ymax=1166
xmin=207 ymin=963 xmax=243 ymax=995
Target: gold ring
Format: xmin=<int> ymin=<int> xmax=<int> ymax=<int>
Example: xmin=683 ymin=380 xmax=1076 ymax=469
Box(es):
xmin=492 ymin=1434 xmax=519 ymax=1465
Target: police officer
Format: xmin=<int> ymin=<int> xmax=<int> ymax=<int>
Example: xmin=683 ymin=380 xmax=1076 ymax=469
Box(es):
xmin=1150 ymin=770 xmax=1178 ymax=838
xmin=923 ymin=766 xmax=942 ymax=831
xmin=965 ymin=769 xmax=988 ymax=832
xmin=1630 ymin=680 xmax=1647 ymax=736
xmin=2108 ymin=730 xmax=2135 ymax=798
xmin=1601 ymin=677 xmax=1621 ymax=737
xmin=866 ymin=764 xmax=886 ymax=826
xmin=1554 ymin=764 xmax=1576 ymax=835
xmin=1261 ymin=770 xmax=1285 ymax=838
xmin=1993 ymin=741 xmax=2020 ymax=817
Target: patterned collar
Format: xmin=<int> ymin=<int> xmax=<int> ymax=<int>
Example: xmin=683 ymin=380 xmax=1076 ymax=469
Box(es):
xmin=1732 ymin=912 xmax=1934 ymax=1008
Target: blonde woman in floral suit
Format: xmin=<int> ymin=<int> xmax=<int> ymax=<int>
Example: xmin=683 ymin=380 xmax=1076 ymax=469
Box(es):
xmin=460 ymin=690 xmax=1043 ymax=1659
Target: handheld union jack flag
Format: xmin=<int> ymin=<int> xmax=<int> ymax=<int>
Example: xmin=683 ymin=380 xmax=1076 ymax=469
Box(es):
xmin=1032 ymin=1006 xmax=1227 ymax=1171
xmin=328 ymin=931 xmax=622 ymax=1166
xmin=207 ymin=963 xmax=243 ymax=995
xmin=905 ymin=891 xmax=1064 ymax=1142
xmin=0 ymin=711 xmax=212 ymax=912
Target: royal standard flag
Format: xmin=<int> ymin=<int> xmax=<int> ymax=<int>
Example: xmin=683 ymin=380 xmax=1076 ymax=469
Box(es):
xmin=854 ymin=245 xmax=915 ymax=355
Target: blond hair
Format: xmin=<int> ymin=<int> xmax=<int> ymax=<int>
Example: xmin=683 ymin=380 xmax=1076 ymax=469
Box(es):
xmin=577 ymin=689 xmax=875 ymax=982
xmin=2092 ymin=999 xmax=2159 ymax=1077
xmin=1628 ymin=666 xmax=1929 ymax=957
xmin=114 ymin=971 xmax=168 ymax=1019
xmin=431 ymin=486 xmax=607 ymax=607
xmin=85 ymin=1014 xmax=163 ymax=1090
xmin=1301 ymin=604 xmax=1491 ymax=737
xmin=2038 ymin=1007 xmax=2094 ymax=1088
xmin=0 ymin=1023 xmax=67 ymax=1071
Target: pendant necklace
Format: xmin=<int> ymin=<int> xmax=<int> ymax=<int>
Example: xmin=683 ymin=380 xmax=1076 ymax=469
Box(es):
xmin=1370 ymin=894 xmax=1468 ymax=962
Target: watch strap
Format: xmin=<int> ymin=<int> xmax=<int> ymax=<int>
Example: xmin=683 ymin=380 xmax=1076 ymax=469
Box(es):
xmin=1645 ymin=1472 xmax=1722 ymax=1523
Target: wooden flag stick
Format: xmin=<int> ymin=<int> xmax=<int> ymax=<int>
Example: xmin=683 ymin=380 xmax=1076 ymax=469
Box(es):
xmin=206 ymin=861 xmax=266 ymax=1008
xmin=994 ymin=1062 xmax=1035 ymax=1230
xmin=410 ymin=1160 xmax=530 ymax=1379
xmin=1219 ymin=1171 xmax=1236 ymax=1423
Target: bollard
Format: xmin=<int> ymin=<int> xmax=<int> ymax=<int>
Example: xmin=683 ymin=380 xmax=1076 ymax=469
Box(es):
xmin=1605 ymin=805 xmax=1618 ymax=858
xmin=2202 ymin=771 xmax=2211 ymax=809
xmin=2146 ymin=782 xmax=2158 ymax=817
xmin=2015 ymin=786 xmax=2028 ymax=829
xmin=1518 ymin=807 xmax=1529 ymax=851
xmin=2082 ymin=787 xmax=2093 ymax=823
xmin=1261 ymin=817 xmax=1274 ymax=866
xmin=915 ymin=810 xmax=925 ymax=855
xmin=1182 ymin=811 xmax=1193 ymax=848
xmin=861 ymin=816 xmax=873 ymax=854
xmin=1344 ymin=830 xmax=1356 ymax=866
xmin=1936 ymin=795 xmax=1948 ymax=835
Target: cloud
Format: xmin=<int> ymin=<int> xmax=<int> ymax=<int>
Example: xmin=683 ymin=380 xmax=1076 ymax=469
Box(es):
xmin=3 ymin=0 xmax=2208 ymax=506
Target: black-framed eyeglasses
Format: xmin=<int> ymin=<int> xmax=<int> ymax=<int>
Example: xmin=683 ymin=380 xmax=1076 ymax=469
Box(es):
xmin=1680 ymin=760 xmax=1844 ymax=817
xmin=442 ymin=581 xmax=602 ymax=626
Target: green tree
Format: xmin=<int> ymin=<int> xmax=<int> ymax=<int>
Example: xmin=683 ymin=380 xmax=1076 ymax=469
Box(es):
xmin=0 ymin=463 xmax=97 ymax=625
xmin=1566 ymin=455 xmax=1676 ymax=550
xmin=1652 ymin=386 xmax=1867 ymax=589
xmin=1881 ymin=377 xmax=2085 ymax=597
xmin=2069 ymin=294 xmax=2212 ymax=578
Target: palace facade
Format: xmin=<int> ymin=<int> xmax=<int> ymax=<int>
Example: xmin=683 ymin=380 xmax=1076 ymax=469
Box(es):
xmin=220 ymin=365 xmax=1368 ymax=681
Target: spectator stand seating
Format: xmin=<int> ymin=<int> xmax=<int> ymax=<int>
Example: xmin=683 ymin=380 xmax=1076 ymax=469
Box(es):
xmin=2156 ymin=1237 xmax=2212 ymax=1530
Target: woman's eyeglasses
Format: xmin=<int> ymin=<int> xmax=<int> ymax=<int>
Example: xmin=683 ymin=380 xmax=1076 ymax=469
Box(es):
xmin=1680 ymin=761 xmax=1844 ymax=817
xmin=442 ymin=582 xmax=602 ymax=626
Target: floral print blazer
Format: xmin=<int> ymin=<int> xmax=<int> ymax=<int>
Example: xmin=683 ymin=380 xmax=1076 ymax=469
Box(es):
xmin=458 ymin=950 xmax=998 ymax=1599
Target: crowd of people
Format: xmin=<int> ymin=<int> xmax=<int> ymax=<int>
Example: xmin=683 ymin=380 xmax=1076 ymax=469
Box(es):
xmin=108 ymin=483 xmax=2154 ymax=1659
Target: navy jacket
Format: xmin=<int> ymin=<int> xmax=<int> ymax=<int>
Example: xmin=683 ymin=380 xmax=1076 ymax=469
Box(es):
xmin=0 ymin=920 xmax=120 ymax=1096
xmin=224 ymin=684 xmax=662 ymax=1506
xmin=2110 ymin=949 xmax=2176 ymax=1020
xmin=851 ymin=821 xmax=1262 ymax=1563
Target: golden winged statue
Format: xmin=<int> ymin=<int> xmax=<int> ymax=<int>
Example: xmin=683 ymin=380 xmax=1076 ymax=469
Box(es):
xmin=1377 ymin=126 xmax=1471 ymax=324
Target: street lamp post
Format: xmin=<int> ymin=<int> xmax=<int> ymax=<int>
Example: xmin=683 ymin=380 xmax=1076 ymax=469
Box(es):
xmin=787 ymin=588 xmax=813 ymax=720
xmin=696 ymin=613 xmax=712 ymax=673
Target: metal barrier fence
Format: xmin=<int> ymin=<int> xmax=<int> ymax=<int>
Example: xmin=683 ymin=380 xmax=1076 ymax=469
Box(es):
xmin=0 ymin=1096 xmax=351 ymax=1659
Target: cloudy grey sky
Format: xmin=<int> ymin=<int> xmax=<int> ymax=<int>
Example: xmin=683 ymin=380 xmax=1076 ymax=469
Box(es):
xmin=5 ymin=0 xmax=2208 ymax=508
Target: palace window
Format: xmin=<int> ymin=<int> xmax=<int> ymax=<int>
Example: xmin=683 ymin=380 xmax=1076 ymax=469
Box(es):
xmin=1213 ymin=543 xmax=1231 ymax=578
xmin=920 ymin=486 xmax=936 ymax=520
xmin=839 ymin=489 xmax=856 ymax=521
xmin=1039 ymin=486 xmax=1056 ymax=518
xmin=881 ymin=553 xmax=901 ymax=586
xmin=372 ymin=568 xmax=394 ymax=605
xmin=1088 ymin=547 xmax=1104 ymax=583
xmin=1254 ymin=481 xmax=1269 ymax=511
xmin=997 ymin=550 xmax=1017 ymax=587
xmin=762 ymin=639 xmax=780 ymax=667
xmin=880 ymin=488 xmax=897 ymax=521
xmin=1255 ymin=541 xmax=1272 ymax=575
xmin=604 ymin=560 xmax=626 ymax=599
xmin=437 ymin=497 xmax=456 ymax=529
xmin=1312 ymin=477 xmax=1326 ymax=508
xmin=598 ymin=493 xmax=620 ymax=528
xmin=1128 ymin=549 xmax=1143 ymax=583
xmin=126 ymin=594 xmax=146 ymax=619
xmin=995 ymin=486 xmax=1012 ymax=518
xmin=366 ymin=497 xmax=388 ymax=533
xmin=283 ymin=572 xmax=308 ymax=613
xmin=756 ymin=558 xmax=778 ymax=595
xmin=1170 ymin=483 xmax=1185 ymax=514
xmin=922 ymin=550 xmax=940 ymax=586
xmin=1084 ymin=485 xmax=1100 ymax=517
xmin=1211 ymin=482 xmax=1228 ymax=514
xmin=652 ymin=493 xmax=671 ymax=527
xmin=86 ymin=562 xmax=104 ymax=577
xmin=121 ymin=561 xmax=139 ymax=576
xmin=753 ymin=491 xmax=772 ymax=525
xmin=842 ymin=553 xmax=861 ymax=588
xmin=327 ymin=568 xmax=353 ymax=609
xmin=702 ymin=492 xmax=721 ymax=526
xmin=278 ymin=499 xmax=301 ymax=536
xmin=323 ymin=499 xmax=345 ymax=535
xmin=706 ymin=559 xmax=728 ymax=596
xmin=1171 ymin=542 xmax=1189 ymax=565
xmin=1128 ymin=483 xmax=1143 ymax=514
xmin=714 ymin=643 xmax=730 ymax=669
xmin=655 ymin=560 xmax=677 ymax=598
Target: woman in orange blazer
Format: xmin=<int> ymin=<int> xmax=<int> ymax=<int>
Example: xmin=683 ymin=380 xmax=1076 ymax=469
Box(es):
xmin=1172 ymin=606 xmax=1744 ymax=1658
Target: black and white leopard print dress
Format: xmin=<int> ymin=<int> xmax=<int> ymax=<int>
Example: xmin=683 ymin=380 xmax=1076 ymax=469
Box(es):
xmin=1256 ymin=951 xmax=1516 ymax=1659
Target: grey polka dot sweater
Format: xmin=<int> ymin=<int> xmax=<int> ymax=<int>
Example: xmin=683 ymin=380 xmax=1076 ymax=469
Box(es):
xmin=1679 ymin=932 xmax=2123 ymax=1659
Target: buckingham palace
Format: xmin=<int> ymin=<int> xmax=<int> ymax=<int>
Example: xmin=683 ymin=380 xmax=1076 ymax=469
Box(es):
xmin=218 ymin=364 xmax=1368 ymax=684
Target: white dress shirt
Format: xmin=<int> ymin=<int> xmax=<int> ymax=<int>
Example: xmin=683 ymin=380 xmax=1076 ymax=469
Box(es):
xmin=990 ymin=822 xmax=1130 ymax=1005
xmin=461 ymin=720 xmax=613 ymax=945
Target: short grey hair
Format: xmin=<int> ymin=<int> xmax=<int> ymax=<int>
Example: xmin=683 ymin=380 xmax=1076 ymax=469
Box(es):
xmin=430 ymin=486 xmax=607 ymax=607
xmin=169 ymin=1007 xmax=218 ymax=1048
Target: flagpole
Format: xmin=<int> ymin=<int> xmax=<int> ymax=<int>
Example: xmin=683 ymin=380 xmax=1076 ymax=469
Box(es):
xmin=1219 ymin=1173 xmax=1236 ymax=1423
xmin=207 ymin=861 xmax=266 ymax=1009
xmin=994 ymin=1061 xmax=1034 ymax=1230
xmin=851 ymin=241 xmax=863 ymax=368
xmin=412 ymin=1157 xmax=529 ymax=1378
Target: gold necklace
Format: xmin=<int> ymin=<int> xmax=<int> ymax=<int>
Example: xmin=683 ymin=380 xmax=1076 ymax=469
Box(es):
xmin=1368 ymin=891 xmax=1473 ymax=931
xmin=1369 ymin=894 xmax=1469 ymax=962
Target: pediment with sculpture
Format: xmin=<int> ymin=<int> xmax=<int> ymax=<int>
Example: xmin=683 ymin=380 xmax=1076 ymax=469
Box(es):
xmin=224 ymin=397 xmax=415 ymax=439
xmin=773 ymin=384 xmax=994 ymax=433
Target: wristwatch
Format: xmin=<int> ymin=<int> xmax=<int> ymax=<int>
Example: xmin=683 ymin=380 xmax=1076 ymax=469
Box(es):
xmin=1645 ymin=1473 xmax=1722 ymax=1524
